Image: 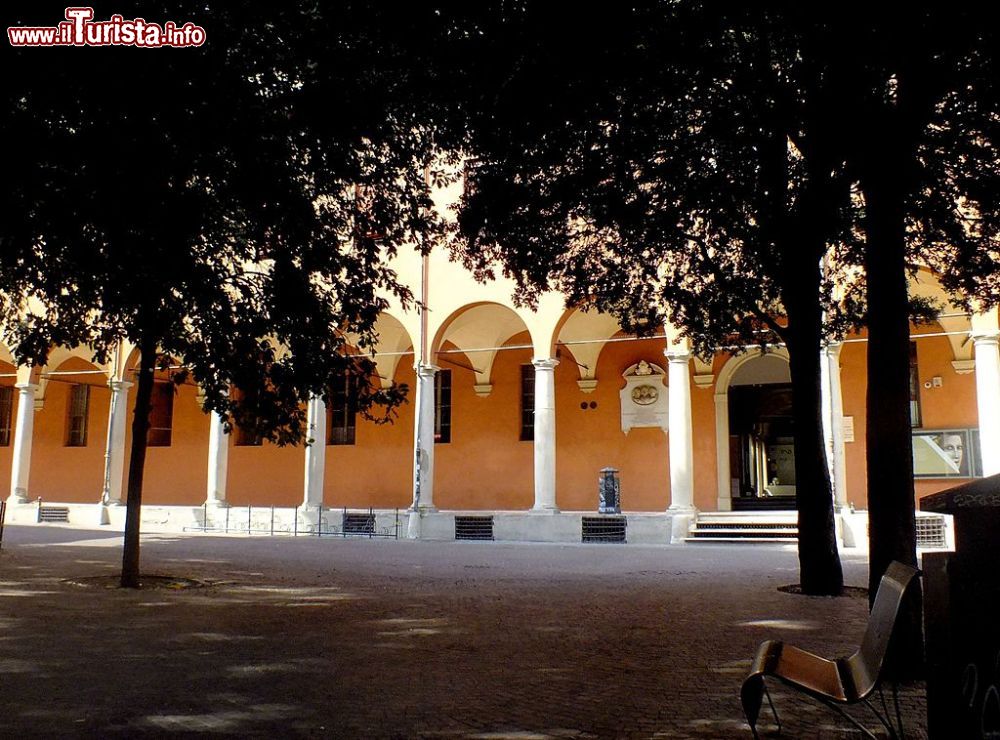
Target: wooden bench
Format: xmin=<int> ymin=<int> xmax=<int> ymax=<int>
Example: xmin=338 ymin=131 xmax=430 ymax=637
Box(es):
xmin=741 ymin=561 xmax=919 ymax=739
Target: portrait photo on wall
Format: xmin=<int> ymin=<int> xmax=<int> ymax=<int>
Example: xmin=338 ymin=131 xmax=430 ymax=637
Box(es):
xmin=912 ymin=428 xmax=982 ymax=478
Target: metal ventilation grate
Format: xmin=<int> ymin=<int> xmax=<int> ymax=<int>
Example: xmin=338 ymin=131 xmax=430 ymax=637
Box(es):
xmin=343 ymin=511 xmax=376 ymax=535
xmin=455 ymin=515 xmax=494 ymax=541
xmin=916 ymin=514 xmax=947 ymax=549
xmin=37 ymin=506 xmax=70 ymax=523
xmin=582 ymin=516 xmax=627 ymax=543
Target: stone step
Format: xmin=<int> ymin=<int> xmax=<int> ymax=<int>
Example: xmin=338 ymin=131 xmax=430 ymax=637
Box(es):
xmin=685 ymin=536 xmax=799 ymax=543
xmin=692 ymin=524 xmax=799 ymax=537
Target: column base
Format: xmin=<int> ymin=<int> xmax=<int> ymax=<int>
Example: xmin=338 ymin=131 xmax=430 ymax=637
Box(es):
xmin=530 ymin=505 xmax=560 ymax=514
xmin=667 ymin=508 xmax=697 ymax=544
xmin=410 ymin=505 xmax=437 ymax=514
xmin=203 ymin=499 xmax=230 ymax=508
xmin=7 ymin=490 xmax=29 ymax=505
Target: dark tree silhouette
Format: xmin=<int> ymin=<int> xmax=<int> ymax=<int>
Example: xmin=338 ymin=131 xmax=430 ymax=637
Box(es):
xmin=0 ymin=1 xmax=455 ymax=587
xmin=445 ymin=1 xmax=998 ymax=661
xmin=447 ymin=3 xmax=850 ymax=594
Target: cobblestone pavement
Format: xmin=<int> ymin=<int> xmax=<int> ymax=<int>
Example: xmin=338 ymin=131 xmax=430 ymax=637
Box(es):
xmin=0 ymin=526 xmax=926 ymax=738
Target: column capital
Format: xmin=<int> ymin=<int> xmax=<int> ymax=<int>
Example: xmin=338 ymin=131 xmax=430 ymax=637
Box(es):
xmin=109 ymin=379 xmax=134 ymax=392
xmin=531 ymin=357 xmax=559 ymax=371
xmin=821 ymin=340 xmax=843 ymax=356
xmin=971 ymin=330 xmax=1000 ymax=347
xmin=415 ymin=362 xmax=440 ymax=378
xmin=14 ymin=382 xmax=38 ymax=392
xmin=663 ymin=349 xmax=692 ymax=363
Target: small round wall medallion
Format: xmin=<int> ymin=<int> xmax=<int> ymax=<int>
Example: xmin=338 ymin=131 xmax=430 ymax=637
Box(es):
xmin=631 ymin=384 xmax=659 ymax=406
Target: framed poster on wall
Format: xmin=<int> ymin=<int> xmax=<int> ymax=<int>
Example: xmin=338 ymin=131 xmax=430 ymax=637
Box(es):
xmin=912 ymin=428 xmax=982 ymax=479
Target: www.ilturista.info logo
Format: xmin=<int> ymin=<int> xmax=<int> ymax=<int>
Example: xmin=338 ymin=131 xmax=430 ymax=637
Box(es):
xmin=8 ymin=7 xmax=206 ymax=47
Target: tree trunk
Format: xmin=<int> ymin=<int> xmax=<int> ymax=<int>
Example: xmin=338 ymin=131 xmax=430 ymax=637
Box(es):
xmin=863 ymin=170 xmax=923 ymax=677
xmin=784 ymin=255 xmax=844 ymax=596
xmin=120 ymin=335 xmax=156 ymax=589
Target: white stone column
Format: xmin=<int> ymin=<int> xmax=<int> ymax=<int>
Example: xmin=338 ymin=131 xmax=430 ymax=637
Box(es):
xmin=531 ymin=358 xmax=559 ymax=512
xmin=303 ymin=394 xmax=326 ymax=508
xmin=666 ymin=351 xmax=695 ymax=543
xmin=205 ymin=410 xmax=230 ymax=507
xmin=411 ymin=363 xmax=438 ymax=512
xmin=820 ymin=342 xmax=849 ymax=509
xmin=973 ymin=331 xmax=1000 ymax=477
xmin=8 ymin=383 xmax=38 ymax=504
xmin=100 ymin=379 xmax=132 ymax=506
xmin=666 ymin=350 xmax=695 ymax=511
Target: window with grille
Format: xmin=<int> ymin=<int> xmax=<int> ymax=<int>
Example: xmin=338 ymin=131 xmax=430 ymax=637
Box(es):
xmin=434 ymin=369 xmax=451 ymax=443
xmin=0 ymin=386 xmax=13 ymax=446
xmin=327 ymin=372 xmax=357 ymax=445
xmin=147 ymin=381 xmax=174 ymax=447
xmin=66 ymin=384 xmax=90 ymax=446
xmin=520 ymin=364 xmax=534 ymax=441
xmin=909 ymin=341 xmax=922 ymax=428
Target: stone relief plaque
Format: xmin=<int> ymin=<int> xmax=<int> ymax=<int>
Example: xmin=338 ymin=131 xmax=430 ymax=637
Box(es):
xmin=619 ymin=361 xmax=668 ymax=434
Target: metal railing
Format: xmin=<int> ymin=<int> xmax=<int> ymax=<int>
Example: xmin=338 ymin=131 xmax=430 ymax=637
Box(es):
xmin=184 ymin=504 xmax=400 ymax=539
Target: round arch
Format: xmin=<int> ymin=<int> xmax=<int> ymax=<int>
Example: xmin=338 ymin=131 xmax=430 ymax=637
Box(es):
xmin=370 ymin=311 xmax=416 ymax=388
xmin=431 ymin=302 xmax=536 ymax=388
xmin=713 ymin=349 xmax=791 ymax=511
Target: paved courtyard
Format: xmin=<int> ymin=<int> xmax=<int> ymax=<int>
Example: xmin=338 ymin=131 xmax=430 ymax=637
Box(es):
xmin=0 ymin=526 xmax=926 ymax=738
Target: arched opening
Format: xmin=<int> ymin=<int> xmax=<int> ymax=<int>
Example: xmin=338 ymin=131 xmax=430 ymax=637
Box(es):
xmin=716 ymin=351 xmax=794 ymax=511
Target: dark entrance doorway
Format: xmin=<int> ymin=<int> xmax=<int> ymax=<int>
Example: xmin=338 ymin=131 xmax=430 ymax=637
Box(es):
xmin=728 ymin=383 xmax=796 ymax=511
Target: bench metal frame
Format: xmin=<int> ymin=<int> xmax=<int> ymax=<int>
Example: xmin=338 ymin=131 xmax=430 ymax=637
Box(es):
xmin=741 ymin=561 xmax=920 ymax=739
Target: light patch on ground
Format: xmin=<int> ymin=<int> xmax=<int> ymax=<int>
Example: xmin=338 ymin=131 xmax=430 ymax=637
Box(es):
xmin=0 ymin=588 xmax=58 ymax=597
xmin=179 ymin=632 xmax=266 ymax=643
xmin=22 ymin=538 xmax=122 ymax=548
xmin=141 ymin=703 xmax=298 ymax=732
xmin=227 ymin=663 xmax=300 ymax=675
xmin=0 ymin=658 xmax=39 ymax=673
xmin=737 ymin=618 xmax=821 ymax=631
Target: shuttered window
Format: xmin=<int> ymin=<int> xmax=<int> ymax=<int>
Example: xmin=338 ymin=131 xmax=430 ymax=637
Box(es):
xmin=66 ymin=384 xmax=90 ymax=446
xmin=147 ymin=381 xmax=174 ymax=447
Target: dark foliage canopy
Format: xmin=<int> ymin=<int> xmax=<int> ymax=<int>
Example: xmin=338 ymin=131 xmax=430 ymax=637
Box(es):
xmin=0 ymin=1 xmax=465 ymax=436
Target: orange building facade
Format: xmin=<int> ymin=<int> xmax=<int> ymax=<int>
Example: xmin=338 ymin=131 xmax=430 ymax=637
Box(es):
xmin=2 ymin=244 xmax=997 ymax=545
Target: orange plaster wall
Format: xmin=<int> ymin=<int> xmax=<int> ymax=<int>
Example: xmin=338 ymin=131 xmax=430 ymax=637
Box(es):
xmin=839 ymin=327 xmax=981 ymax=510
xmin=691 ymin=359 xmax=719 ymax=512
xmin=29 ymin=357 xmax=109 ymax=502
xmin=435 ymin=339 xmax=534 ymax=510
xmin=130 ymin=381 xmax=211 ymax=506
xmin=840 ymin=339 xmax=869 ymax=509
xmin=323 ymin=360 xmax=416 ymax=510
xmin=0 ymin=361 xmax=15 ymax=486
xmin=555 ymin=337 xmax=673 ymax=512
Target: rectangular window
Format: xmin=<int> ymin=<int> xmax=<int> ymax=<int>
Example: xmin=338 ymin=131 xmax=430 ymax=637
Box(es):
xmin=909 ymin=341 xmax=922 ymax=428
xmin=0 ymin=386 xmax=13 ymax=446
xmin=520 ymin=364 xmax=535 ymax=441
xmin=147 ymin=381 xmax=174 ymax=447
xmin=434 ymin=369 xmax=452 ymax=444
xmin=327 ymin=372 xmax=357 ymax=445
xmin=66 ymin=384 xmax=90 ymax=446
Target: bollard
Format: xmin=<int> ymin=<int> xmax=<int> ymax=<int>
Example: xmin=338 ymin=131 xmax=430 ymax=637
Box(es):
xmin=598 ymin=467 xmax=621 ymax=514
